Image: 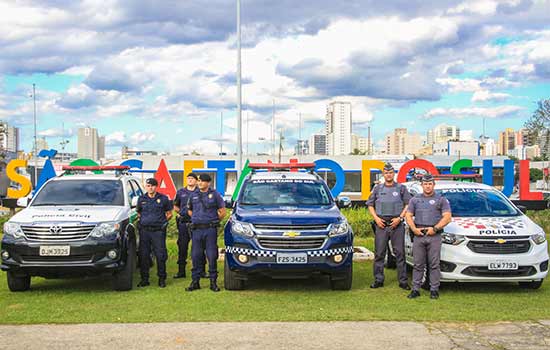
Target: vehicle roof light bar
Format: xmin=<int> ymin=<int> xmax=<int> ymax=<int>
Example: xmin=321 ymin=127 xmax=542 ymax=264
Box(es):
xmin=248 ymin=162 xmax=316 ymax=173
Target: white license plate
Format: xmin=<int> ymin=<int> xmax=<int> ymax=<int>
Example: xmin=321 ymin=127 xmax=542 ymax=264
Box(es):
xmin=276 ymin=253 xmax=307 ymax=264
xmin=39 ymin=246 xmax=70 ymax=256
xmin=488 ymin=261 xmax=518 ymax=270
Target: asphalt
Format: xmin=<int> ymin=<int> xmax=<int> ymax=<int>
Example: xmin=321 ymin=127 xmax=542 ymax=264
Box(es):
xmin=1 ymin=321 xmax=549 ymax=350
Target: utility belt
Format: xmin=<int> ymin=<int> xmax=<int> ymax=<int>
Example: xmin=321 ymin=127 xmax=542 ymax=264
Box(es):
xmin=177 ymin=215 xmax=192 ymax=224
xmin=190 ymin=222 xmax=220 ymax=230
xmin=413 ymin=225 xmax=443 ymax=237
xmin=140 ymin=224 xmax=167 ymax=231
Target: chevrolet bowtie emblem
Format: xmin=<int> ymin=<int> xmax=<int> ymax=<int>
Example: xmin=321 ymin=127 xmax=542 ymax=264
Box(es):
xmin=495 ymin=238 xmax=507 ymax=244
xmin=283 ymin=231 xmax=300 ymax=237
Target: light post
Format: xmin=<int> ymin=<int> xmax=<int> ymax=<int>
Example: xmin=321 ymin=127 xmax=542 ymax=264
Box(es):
xmin=236 ymin=0 xmax=243 ymax=176
xmin=32 ymin=84 xmax=37 ymax=187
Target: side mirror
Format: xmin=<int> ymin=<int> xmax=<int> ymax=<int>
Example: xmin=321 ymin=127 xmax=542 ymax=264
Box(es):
xmin=337 ymin=196 xmax=352 ymax=209
xmin=131 ymin=196 xmax=139 ymax=208
xmin=17 ymin=197 xmax=29 ymax=208
xmin=516 ymin=204 xmax=527 ymax=214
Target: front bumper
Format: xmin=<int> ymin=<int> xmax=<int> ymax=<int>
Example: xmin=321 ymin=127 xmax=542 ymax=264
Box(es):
xmin=1 ymin=238 xmax=125 ymax=278
xmin=439 ymin=239 xmax=549 ymax=282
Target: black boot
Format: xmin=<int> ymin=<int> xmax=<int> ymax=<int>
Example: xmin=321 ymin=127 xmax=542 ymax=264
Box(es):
xmin=185 ymin=279 xmax=201 ymax=291
xmin=137 ymin=278 xmax=150 ymax=287
xmin=210 ymin=279 xmax=220 ymax=292
xmin=159 ymin=278 xmax=166 ymax=288
xmin=173 ymin=265 xmax=186 ymax=279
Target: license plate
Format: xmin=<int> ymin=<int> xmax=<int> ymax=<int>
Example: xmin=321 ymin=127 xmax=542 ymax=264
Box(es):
xmin=39 ymin=246 xmax=70 ymax=256
xmin=276 ymin=253 xmax=307 ymax=264
xmin=488 ymin=261 xmax=518 ymax=270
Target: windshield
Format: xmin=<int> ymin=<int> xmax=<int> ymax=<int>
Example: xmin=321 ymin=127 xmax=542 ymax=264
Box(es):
xmin=240 ymin=179 xmax=332 ymax=206
xmin=437 ymin=188 xmax=519 ymax=217
xmin=32 ymin=180 xmax=125 ymax=206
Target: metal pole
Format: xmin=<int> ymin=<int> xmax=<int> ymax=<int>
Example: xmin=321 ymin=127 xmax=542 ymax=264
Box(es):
xmin=220 ymin=111 xmax=223 ymax=155
xmin=33 ymin=83 xmax=37 ymax=187
xmin=246 ymin=111 xmax=249 ymax=156
xmin=272 ymin=99 xmax=275 ymax=156
xmin=236 ymin=0 xmax=243 ymax=176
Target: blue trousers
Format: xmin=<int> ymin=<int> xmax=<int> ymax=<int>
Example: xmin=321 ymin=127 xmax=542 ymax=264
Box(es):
xmin=191 ymin=227 xmax=218 ymax=281
xmin=139 ymin=229 xmax=167 ymax=279
xmin=176 ymin=222 xmax=191 ymax=266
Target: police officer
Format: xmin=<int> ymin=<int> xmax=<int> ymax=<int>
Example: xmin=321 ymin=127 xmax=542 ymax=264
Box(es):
xmin=136 ymin=178 xmax=173 ymax=288
xmin=366 ymin=163 xmax=412 ymax=290
xmin=405 ymin=174 xmax=452 ymax=299
xmin=173 ymin=172 xmax=203 ymax=279
xmin=185 ymin=174 xmax=226 ymax=292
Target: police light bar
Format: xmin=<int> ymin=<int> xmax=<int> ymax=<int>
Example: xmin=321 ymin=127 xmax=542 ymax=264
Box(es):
xmin=248 ymin=162 xmax=316 ymax=170
xmin=434 ymin=174 xmax=481 ymax=179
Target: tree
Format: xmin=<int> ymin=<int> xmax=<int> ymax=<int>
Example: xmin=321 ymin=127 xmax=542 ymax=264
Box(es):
xmin=524 ymin=99 xmax=550 ymax=159
xmin=530 ymin=168 xmax=544 ymax=182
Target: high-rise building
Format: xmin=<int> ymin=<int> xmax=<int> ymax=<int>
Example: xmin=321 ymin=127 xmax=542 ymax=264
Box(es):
xmin=498 ymin=128 xmax=516 ymax=156
xmin=427 ymin=123 xmax=460 ymax=145
xmin=351 ymin=134 xmax=370 ymax=154
xmin=325 ymin=101 xmax=352 ymax=155
xmin=0 ymin=122 xmax=19 ymax=153
xmin=459 ymin=130 xmax=474 ymax=141
xmin=309 ymin=133 xmax=327 ymax=155
xmin=77 ymin=127 xmax=103 ymax=161
xmin=295 ymin=140 xmax=309 ymax=155
xmin=481 ymin=138 xmax=498 ymax=156
xmin=35 ymin=137 xmax=49 ymax=152
xmin=384 ymin=128 xmax=422 ymax=155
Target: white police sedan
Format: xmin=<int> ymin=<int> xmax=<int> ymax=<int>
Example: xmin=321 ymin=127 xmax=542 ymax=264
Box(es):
xmin=396 ymin=181 xmax=548 ymax=289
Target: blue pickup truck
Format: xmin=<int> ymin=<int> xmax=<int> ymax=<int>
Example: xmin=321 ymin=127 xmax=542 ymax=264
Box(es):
xmin=224 ymin=163 xmax=354 ymax=290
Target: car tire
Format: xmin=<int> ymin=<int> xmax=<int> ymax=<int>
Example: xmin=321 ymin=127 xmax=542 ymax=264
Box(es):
xmin=385 ymin=244 xmax=397 ymax=269
xmin=518 ymin=280 xmax=544 ymax=290
xmin=224 ymin=258 xmax=245 ymax=290
xmin=113 ymin=238 xmax=136 ymax=291
xmin=330 ymin=263 xmax=353 ymax=290
xmin=7 ymin=271 xmax=31 ymax=292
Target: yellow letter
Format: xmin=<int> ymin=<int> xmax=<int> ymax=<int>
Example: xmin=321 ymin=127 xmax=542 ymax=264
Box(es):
xmin=361 ymin=160 xmax=385 ymax=200
xmin=183 ymin=160 xmax=204 ymax=187
xmin=7 ymin=159 xmax=32 ymax=198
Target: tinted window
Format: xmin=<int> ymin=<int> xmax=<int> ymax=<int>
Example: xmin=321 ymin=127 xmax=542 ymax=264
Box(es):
xmin=32 ymin=180 xmax=125 ymax=206
xmin=437 ymin=188 xmax=519 ymax=217
xmin=241 ymin=179 xmax=332 ymax=206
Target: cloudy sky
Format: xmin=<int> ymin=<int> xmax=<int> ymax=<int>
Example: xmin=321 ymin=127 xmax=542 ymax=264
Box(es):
xmin=1 ymin=0 xmax=549 ymax=157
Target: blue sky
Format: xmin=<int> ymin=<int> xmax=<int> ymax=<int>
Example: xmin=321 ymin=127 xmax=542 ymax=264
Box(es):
xmin=0 ymin=0 xmax=549 ymax=157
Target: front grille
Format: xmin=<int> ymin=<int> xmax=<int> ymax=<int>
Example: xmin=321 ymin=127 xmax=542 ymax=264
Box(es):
xmin=462 ymin=266 xmax=536 ymax=277
xmin=257 ymin=236 xmax=325 ymax=250
xmin=253 ymin=224 xmax=328 ymax=231
xmin=467 ymin=240 xmax=531 ymax=254
xmin=21 ymin=225 xmax=96 ymax=241
xmin=20 ymin=254 xmax=94 ymax=263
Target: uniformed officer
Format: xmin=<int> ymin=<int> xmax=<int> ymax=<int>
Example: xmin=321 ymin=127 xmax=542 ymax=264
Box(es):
xmin=136 ymin=178 xmax=173 ymax=288
xmin=173 ymin=172 xmax=202 ymax=279
xmin=366 ymin=163 xmax=412 ymax=290
xmin=185 ymin=174 xmax=226 ymax=292
xmin=405 ymin=174 xmax=452 ymax=299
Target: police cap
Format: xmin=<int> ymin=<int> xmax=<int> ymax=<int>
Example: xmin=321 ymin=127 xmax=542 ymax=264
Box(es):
xmin=187 ymin=172 xmax=198 ymax=180
xmin=146 ymin=178 xmax=158 ymax=186
xmin=383 ymin=163 xmax=394 ymax=172
xmin=199 ymin=174 xmax=212 ymax=182
xmin=421 ymin=173 xmax=435 ymax=183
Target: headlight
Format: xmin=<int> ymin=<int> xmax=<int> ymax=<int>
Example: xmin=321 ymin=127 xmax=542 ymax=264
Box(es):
xmin=329 ymin=220 xmax=349 ymax=237
xmin=231 ymin=219 xmax=254 ymax=238
xmin=532 ymin=233 xmax=546 ymax=245
xmin=90 ymin=222 xmax=120 ymax=239
xmin=3 ymin=222 xmax=24 ymax=239
xmin=441 ymin=232 xmax=465 ymax=245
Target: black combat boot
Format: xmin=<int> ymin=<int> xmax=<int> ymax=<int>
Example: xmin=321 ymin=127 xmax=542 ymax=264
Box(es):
xmin=137 ymin=278 xmax=150 ymax=287
xmin=173 ymin=265 xmax=186 ymax=279
xmin=210 ymin=279 xmax=221 ymax=292
xmin=185 ymin=279 xmax=201 ymax=291
xmin=158 ymin=278 xmax=166 ymax=288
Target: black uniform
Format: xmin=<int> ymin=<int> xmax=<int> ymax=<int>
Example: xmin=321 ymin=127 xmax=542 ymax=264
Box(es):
xmin=137 ymin=192 xmax=173 ymax=281
xmin=174 ymin=187 xmax=199 ymax=269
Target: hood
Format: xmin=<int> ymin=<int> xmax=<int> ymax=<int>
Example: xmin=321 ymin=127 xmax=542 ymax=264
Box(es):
xmin=10 ymin=206 xmax=125 ymax=225
xmin=446 ymin=215 xmax=540 ymax=236
xmin=234 ymin=204 xmax=343 ymax=226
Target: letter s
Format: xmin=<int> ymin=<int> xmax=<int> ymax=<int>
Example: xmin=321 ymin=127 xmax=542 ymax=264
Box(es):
xmin=7 ymin=159 xmax=32 ymax=198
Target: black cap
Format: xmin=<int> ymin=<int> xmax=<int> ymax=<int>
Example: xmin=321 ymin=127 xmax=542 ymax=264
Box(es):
xmin=383 ymin=163 xmax=394 ymax=171
xmin=146 ymin=178 xmax=158 ymax=186
xmin=421 ymin=174 xmax=435 ymax=183
xmin=199 ymin=174 xmax=212 ymax=182
xmin=187 ymin=172 xmax=198 ymax=180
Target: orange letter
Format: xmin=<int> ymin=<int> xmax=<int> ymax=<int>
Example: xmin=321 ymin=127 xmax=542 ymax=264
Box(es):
xmin=361 ymin=160 xmax=385 ymax=200
xmin=7 ymin=159 xmax=32 ymax=198
xmin=183 ymin=160 xmax=204 ymax=187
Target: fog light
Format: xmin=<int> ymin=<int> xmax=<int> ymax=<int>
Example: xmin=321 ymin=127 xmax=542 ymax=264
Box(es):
xmin=333 ymin=254 xmax=343 ymax=263
xmin=1 ymin=251 xmax=9 ymax=260
xmin=107 ymin=250 xmax=118 ymax=259
xmin=237 ymin=254 xmax=249 ymax=263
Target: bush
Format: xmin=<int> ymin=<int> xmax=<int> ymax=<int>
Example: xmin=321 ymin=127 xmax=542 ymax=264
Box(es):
xmin=341 ymin=208 xmax=374 ymax=238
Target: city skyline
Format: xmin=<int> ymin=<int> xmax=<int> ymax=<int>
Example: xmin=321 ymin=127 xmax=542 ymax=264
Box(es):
xmin=0 ymin=1 xmax=549 ymax=158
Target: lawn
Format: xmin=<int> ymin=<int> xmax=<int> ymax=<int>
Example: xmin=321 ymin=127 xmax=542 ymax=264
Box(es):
xmin=0 ymin=211 xmax=549 ymax=324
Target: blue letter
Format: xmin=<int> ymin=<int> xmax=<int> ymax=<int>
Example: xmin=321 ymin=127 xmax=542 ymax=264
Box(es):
xmin=314 ymin=159 xmax=345 ymax=197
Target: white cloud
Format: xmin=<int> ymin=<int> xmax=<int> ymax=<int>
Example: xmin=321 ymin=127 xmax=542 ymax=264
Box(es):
xmin=130 ymin=132 xmax=156 ymax=143
xmin=423 ymin=105 xmax=524 ymax=119
xmin=471 ymin=90 xmax=511 ymax=102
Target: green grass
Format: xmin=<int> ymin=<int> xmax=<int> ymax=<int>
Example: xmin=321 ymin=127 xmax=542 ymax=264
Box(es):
xmin=0 ymin=211 xmax=550 ymax=324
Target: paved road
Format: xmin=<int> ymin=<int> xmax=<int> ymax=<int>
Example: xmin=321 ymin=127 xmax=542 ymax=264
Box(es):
xmin=1 ymin=321 xmax=549 ymax=349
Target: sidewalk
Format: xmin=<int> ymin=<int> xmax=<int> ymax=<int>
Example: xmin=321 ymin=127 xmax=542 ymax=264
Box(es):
xmin=1 ymin=321 xmax=549 ymax=349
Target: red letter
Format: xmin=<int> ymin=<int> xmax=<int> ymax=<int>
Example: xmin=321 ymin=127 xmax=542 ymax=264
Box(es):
xmin=519 ymin=160 xmax=543 ymax=200
xmin=397 ymin=159 xmax=439 ymax=183
xmin=155 ymin=159 xmax=177 ymax=199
